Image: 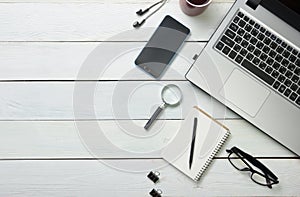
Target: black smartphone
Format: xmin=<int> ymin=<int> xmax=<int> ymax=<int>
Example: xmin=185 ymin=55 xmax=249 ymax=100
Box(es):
xmin=135 ymin=15 xmax=190 ymax=78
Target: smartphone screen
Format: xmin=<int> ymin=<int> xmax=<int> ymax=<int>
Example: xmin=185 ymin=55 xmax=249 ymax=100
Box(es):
xmin=135 ymin=15 xmax=190 ymax=78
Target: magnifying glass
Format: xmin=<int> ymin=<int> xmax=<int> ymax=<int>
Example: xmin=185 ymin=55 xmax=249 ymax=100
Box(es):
xmin=144 ymin=84 xmax=183 ymax=130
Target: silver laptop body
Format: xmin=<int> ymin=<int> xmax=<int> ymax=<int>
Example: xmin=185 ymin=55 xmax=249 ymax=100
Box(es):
xmin=186 ymin=0 xmax=300 ymax=155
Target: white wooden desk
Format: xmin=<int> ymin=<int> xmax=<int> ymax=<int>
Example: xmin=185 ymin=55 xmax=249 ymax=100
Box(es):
xmin=0 ymin=0 xmax=299 ymax=196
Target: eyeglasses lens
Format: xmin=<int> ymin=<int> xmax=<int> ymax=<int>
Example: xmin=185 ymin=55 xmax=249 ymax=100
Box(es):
xmin=229 ymin=152 xmax=249 ymax=171
xmin=251 ymin=171 xmax=274 ymax=186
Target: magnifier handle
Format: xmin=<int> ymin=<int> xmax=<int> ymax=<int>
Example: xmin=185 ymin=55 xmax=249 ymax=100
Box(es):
xmin=144 ymin=104 xmax=165 ymax=130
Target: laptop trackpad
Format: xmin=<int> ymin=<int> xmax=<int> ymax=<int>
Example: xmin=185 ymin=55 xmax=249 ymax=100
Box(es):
xmin=220 ymin=69 xmax=270 ymax=117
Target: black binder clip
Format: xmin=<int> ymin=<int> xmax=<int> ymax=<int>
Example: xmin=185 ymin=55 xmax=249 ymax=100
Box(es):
xmin=149 ymin=188 xmax=163 ymax=197
xmin=147 ymin=171 xmax=160 ymax=183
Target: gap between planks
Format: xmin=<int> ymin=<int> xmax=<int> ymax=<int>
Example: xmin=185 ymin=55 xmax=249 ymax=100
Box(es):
xmin=0 ymin=157 xmax=299 ymax=161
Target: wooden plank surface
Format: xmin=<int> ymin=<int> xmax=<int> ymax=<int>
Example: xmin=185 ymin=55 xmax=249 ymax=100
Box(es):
xmin=0 ymin=0 xmax=235 ymax=2
xmin=0 ymin=1 xmax=232 ymax=41
xmin=0 ymin=81 xmax=238 ymax=120
xmin=0 ymin=159 xmax=298 ymax=196
xmin=0 ymin=120 xmax=295 ymax=159
xmin=0 ymin=0 xmax=299 ymax=195
xmin=0 ymin=42 xmax=202 ymax=80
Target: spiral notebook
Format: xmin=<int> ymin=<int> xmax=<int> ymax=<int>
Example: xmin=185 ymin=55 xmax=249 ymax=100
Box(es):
xmin=162 ymin=106 xmax=230 ymax=181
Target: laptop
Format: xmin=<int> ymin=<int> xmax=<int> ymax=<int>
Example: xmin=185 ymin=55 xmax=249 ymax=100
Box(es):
xmin=186 ymin=0 xmax=300 ymax=155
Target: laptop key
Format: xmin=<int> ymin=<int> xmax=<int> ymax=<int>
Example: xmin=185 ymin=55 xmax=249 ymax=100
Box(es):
xmin=216 ymin=42 xmax=224 ymax=50
xmin=241 ymin=40 xmax=249 ymax=48
xmin=275 ymin=54 xmax=283 ymax=63
xmin=296 ymin=97 xmax=300 ymax=106
xmin=294 ymin=67 xmax=300 ymax=76
xmin=257 ymin=33 xmax=265 ymax=41
xmin=287 ymin=46 xmax=293 ymax=52
xmin=263 ymin=46 xmax=270 ymax=54
xmin=284 ymin=88 xmax=292 ymax=97
xmin=233 ymin=16 xmax=240 ymax=23
xmin=292 ymin=49 xmax=298 ymax=56
xmin=278 ymin=74 xmax=286 ymax=83
xmin=243 ymin=15 xmax=250 ymax=22
xmin=289 ymin=55 xmax=296 ymax=63
xmin=235 ymin=55 xmax=243 ymax=63
xmin=233 ymin=44 xmax=241 ymax=52
xmin=259 ymin=26 xmax=266 ymax=33
xmin=291 ymin=75 xmax=299 ymax=83
xmin=269 ymin=50 xmax=276 ymax=58
xmin=247 ymin=44 xmax=255 ymax=52
xmin=295 ymin=59 xmax=300 ymax=67
xmin=282 ymin=50 xmax=290 ymax=58
xmin=275 ymin=38 xmax=282 ymax=44
xmin=221 ymin=35 xmax=234 ymax=47
xmin=265 ymin=66 xmax=273 ymax=74
xmin=287 ymin=63 xmax=296 ymax=71
xmin=254 ymin=49 xmax=261 ymax=57
xmin=240 ymin=48 xmax=247 ymax=56
xmin=259 ymin=62 xmax=267 ymax=70
xmin=289 ymin=92 xmax=297 ymax=101
xmin=245 ymin=24 xmax=252 ymax=31
xmin=270 ymin=35 xmax=277 ymax=40
xmin=278 ymin=85 xmax=286 ymax=93
xmin=284 ymin=79 xmax=292 ymax=87
xmin=253 ymin=57 xmax=260 ymax=65
xmin=238 ymin=20 xmax=246 ymax=28
xmin=222 ymin=46 xmax=230 ymax=55
xmin=291 ymin=83 xmax=298 ymax=91
xmin=229 ymin=51 xmax=237 ymax=59
xmin=285 ymin=70 xmax=293 ymax=79
xmin=281 ymin=42 xmax=287 ymax=48
xmin=263 ymin=37 xmax=271 ymax=45
xmin=229 ymin=23 xmax=239 ymax=32
xmin=272 ymin=62 xmax=280 ymax=70
xmin=270 ymin=42 xmax=278 ymax=49
xmin=260 ymin=53 xmax=268 ymax=61
xmin=250 ymin=37 xmax=258 ymax=45
xmin=276 ymin=46 xmax=284 ymax=54
xmin=246 ymin=53 xmax=254 ymax=61
xmin=256 ymin=41 xmax=264 ymax=49
xmin=273 ymin=81 xmax=280 ymax=90
xmin=225 ymin=29 xmax=236 ymax=39
xmin=279 ymin=66 xmax=287 ymax=74
xmin=237 ymin=12 xmax=244 ymax=17
xmin=271 ymin=70 xmax=279 ymax=79
xmin=254 ymin=23 xmax=260 ymax=29
xmin=237 ymin=28 xmax=245 ymax=36
xmin=266 ymin=57 xmax=274 ymax=66
xmin=282 ymin=59 xmax=289 ymax=67
xmin=234 ymin=36 xmax=242 ymax=44
xmin=243 ymin=33 xmax=251 ymax=41
xmin=241 ymin=59 xmax=275 ymax=86
xmin=251 ymin=29 xmax=259 ymax=36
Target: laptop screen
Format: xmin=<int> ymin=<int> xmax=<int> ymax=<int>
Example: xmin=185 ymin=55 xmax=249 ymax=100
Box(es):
xmin=277 ymin=0 xmax=300 ymax=15
xmin=261 ymin=0 xmax=300 ymax=32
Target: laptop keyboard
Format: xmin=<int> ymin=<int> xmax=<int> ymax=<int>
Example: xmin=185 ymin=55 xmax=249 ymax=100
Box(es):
xmin=214 ymin=10 xmax=300 ymax=108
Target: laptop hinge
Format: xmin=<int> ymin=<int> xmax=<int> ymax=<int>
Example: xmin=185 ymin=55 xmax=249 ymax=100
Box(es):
xmin=246 ymin=0 xmax=262 ymax=10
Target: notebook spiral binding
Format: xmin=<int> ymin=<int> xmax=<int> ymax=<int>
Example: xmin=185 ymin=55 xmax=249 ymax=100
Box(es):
xmin=193 ymin=131 xmax=231 ymax=181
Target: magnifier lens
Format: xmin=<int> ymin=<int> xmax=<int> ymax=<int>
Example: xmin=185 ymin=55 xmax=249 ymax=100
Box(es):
xmin=162 ymin=85 xmax=182 ymax=105
xmin=144 ymin=84 xmax=182 ymax=130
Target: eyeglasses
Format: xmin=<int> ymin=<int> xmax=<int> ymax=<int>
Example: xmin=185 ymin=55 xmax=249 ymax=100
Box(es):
xmin=226 ymin=146 xmax=279 ymax=188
